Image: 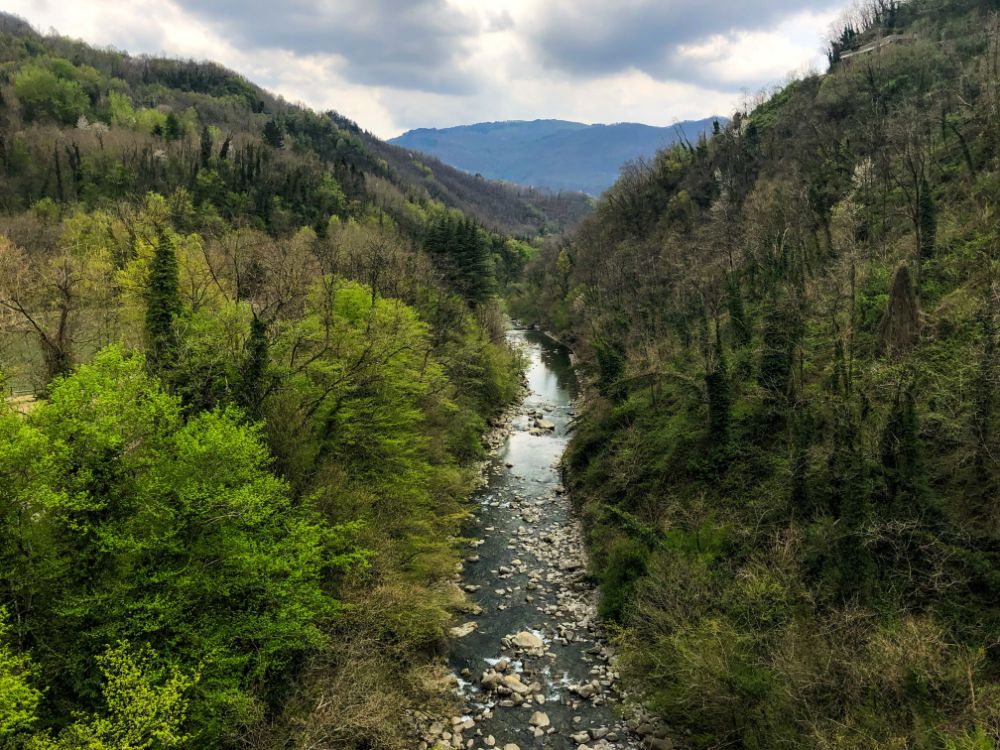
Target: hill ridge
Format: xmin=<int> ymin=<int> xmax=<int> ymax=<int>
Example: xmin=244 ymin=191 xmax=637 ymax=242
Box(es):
xmin=391 ymin=117 xmax=723 ymax=195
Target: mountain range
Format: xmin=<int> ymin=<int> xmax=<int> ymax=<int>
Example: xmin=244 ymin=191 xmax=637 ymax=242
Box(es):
xmin=390 ymin=117 xmax=722 ymax=195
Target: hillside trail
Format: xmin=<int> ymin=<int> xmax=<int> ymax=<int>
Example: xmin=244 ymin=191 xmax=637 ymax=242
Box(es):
xmin=421 ymin=329 xmax=641 ymax=750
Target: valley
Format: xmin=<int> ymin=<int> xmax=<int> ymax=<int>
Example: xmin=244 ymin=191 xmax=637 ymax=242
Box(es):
xmin=1 ymin=1 xmax=1000 ymax=749
xmin=429 ymin=329 xmax=637 ymax=750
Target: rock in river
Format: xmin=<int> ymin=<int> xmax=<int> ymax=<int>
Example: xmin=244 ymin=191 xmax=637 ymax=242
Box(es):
xmin=510 ymin=631 xmax=544 ymax=651
xmin=529 ymin=711 xmax=550 ymax=728
xmin=449 ymin=622 xmax=477 ymax=638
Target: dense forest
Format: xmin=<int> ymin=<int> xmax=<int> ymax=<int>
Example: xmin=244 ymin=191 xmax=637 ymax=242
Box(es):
xmin=0 ymin=13 xmax=577 ymax=749
xmin=6 ymin=0 xmax=1000 ymax=748
xmin=514 ymin=0 xmax=1000 ymax=747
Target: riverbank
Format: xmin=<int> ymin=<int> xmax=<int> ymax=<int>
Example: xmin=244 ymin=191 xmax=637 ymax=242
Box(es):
xmin=414 ymin=329 xmax=639 ymax=750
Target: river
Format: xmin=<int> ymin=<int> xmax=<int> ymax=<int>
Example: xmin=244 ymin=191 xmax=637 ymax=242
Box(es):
xmin=429 ymin=329 xmax=638 ymax=750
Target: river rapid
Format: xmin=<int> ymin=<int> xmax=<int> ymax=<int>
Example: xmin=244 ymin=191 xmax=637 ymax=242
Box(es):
xmin=421 ymin=329 xmax=640 ymax=750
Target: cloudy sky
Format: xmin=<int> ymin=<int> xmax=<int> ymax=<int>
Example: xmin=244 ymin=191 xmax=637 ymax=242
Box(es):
xmin=7 ymin=0 xmax=848 ymax=139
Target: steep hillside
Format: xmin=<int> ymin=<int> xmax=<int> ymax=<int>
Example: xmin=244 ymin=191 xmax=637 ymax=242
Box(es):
xmin=365 ymin=133 xmax=593 ymax=235
xmin=0 ymin=13 xmax=589 ymax=239
xmin=515 ymin=0 xmax=1000 ymax=747
xmin=0 ymin=13 xmax=531 ymax=750
xmin=391 ymin=117 xmax=721 ymax=195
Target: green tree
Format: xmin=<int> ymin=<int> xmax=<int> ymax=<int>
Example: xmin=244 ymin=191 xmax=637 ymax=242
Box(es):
xmin=705 ymin=359 xmax=730 ymax=443
xmin=262 ymin=119 xmax=284 ymax=149
xmin=14 ymin=63 xmax=89 ymax=124
xmin=198 ymin=125 xmax=212 ymax=169
xmin=0 ymin=349 xmax=351 ymax=742
xmin=39 ymin=645 xmax=195 ymax=750
xmin=880 ymin=384 xmax=927 ymax=512
xmin=163 ymin=112 xmax=184 ymax=142
xmin=0 ymin=608 xmax=41 ymax=741
xmin=238 ymin=314 xmax=270 ymax=418
xmin=594 ymin=339 xmax=626 ymax=402
xmin=917 ymin=174 xmax=936 ymax=265
xmin=145 ymin=231 xmax=182 ymax=373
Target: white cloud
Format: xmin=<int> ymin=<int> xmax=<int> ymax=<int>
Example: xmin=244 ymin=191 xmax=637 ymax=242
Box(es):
xmin=3 ymin=0 xmax=849 ymax=139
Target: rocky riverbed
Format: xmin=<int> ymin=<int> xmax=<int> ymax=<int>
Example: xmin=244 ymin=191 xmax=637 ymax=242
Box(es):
xmin=413 ymin=329 xmax=666 ymax=750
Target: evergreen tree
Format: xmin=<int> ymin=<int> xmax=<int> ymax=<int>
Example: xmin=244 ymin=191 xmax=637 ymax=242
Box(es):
xmin=828 ymin=410 xmax=874 ymax=601
xmin=163 ymin=111 xmax=183 ymax=141
xmin=917 ymin=175 xmax=936 ymax=264
xmin=423 ymin=215 xmax=495 ymax=306
xmin=262 ymin=118 xmax=284 ymax=149
xmin=199 ymin=124 xmax=212 ymax=169
xmin=880 ymin=384 xmax=926 ymax=513
xmin=705 ymin=359 xmax=730 ymax=443
xmin=239 ymin=315 xmax=270 ymax=418
xmin=759 ymin=306 xmax=793 ymax=401
xmin=145 ymin=230 xmax=182 ymax=374
xmin=595 ymin=339 xmax=626 ymax=402
xmin=973 ymin=306 xmax=997 ymax=496
xmin=790 ymin=412 xmax=812 ymax=516
xmin=726 ymin=274 xmax=751 ymax=347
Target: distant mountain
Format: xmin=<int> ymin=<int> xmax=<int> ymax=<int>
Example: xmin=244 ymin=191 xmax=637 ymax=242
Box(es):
xmin=390 ymin=117 xmax=723 ymax=195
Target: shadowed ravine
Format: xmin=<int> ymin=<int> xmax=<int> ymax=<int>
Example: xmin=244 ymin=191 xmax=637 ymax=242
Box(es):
xmin=425 ymin=329 xmax=639 ymax=750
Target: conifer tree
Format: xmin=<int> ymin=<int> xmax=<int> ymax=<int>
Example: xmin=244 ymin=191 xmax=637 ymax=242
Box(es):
xmin=727 ymin=274 xmax=751 ymax=347
xmin=829 ymin=410 xmax=874 ymax=600
xmin=199 ymin=124 xmax=212 ymax=169
xmin=917 ymin=175 xmax=936 ymax=264
xmin=263 ymin=119 xmax=284 ymax=149
xmin=595 ymin=339 xmax=626 ymax=402
xmin=164 ymin=111 xmax=183 ymax=141
xmin=879 ymin=383 xmax=935 ymax=525
xmin=239 ymin=314 xmax=270 ymax=418
xmin=706 ymin=319 xmax=731 ymax=442
xmin=145 ymin=230 xmax=181 ymax=374
xmin=790 ymin=412 xmax=811 ymax=516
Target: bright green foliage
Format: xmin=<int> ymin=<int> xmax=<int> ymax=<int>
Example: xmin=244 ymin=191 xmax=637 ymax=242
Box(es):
xmin=106 ymin=91 xmax=136 ymax=128
xmin=0 ymin=14 xmax=527 ymax=750
xmin=0 ymin=609 xmax=41 ymax=740
xmin=35 ymin=645 xmax=195 ymax=750
xmin=14 ymin=62 xmax=89 ymax=124
xmin=1 ymin=349 xmax=344 ymax=743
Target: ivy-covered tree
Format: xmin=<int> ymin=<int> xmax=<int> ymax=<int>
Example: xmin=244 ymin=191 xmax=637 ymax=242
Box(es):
xmin=145 ymin=230 xmax=182 ymax=373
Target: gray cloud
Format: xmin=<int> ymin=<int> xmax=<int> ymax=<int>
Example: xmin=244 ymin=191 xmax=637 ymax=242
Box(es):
xmin=171 ymin=0 xmax=482 ymax=94
xmin=527 ymin=0 xmax=841 ymax=84
xmin=486 ymin=10 xmax=515 ymax=34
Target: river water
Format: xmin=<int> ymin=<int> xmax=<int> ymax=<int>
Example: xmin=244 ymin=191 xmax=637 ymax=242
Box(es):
xmin=439 ymin=329 xmax=637 ymax=750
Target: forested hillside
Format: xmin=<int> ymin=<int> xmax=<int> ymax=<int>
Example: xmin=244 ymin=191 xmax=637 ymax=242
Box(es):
xmin=515 ymin=0 xmax=1000 ymax=746
xmin=0 ymin=14 xmax=539 ymax=750
xmin=391 ymin=118 xmax=720 ymax=195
